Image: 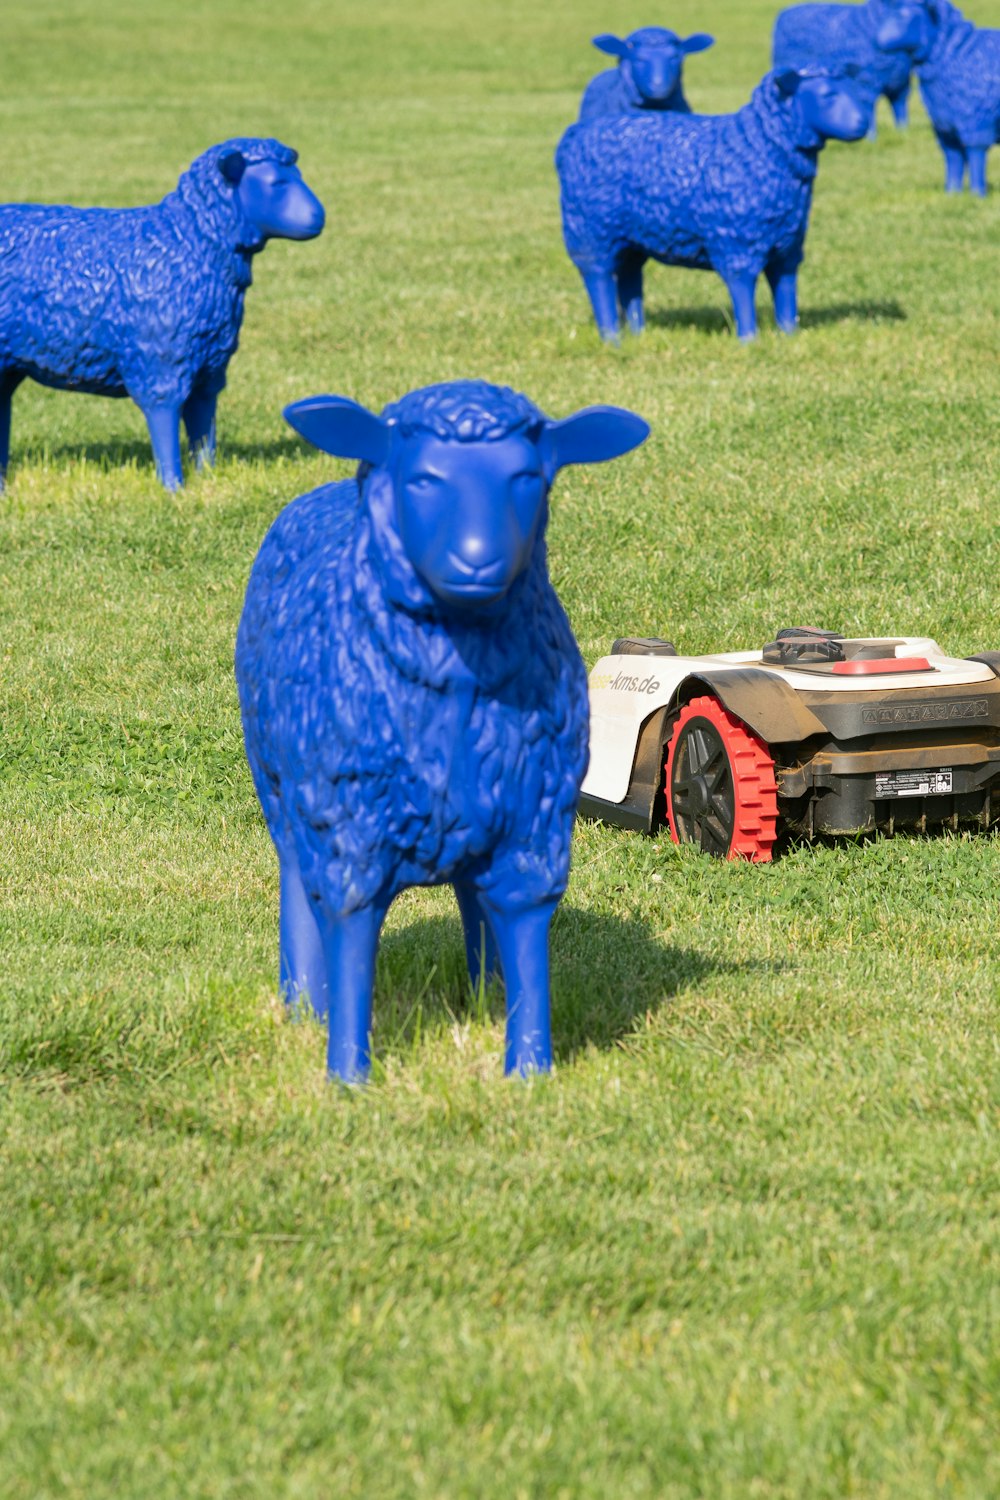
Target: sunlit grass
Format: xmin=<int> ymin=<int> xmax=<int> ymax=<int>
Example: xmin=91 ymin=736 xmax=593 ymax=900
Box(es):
xmin=1 ymin=1 xmax=998 ymax=1495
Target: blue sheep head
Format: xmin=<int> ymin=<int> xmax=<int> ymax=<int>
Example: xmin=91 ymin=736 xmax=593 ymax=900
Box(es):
xmin=285 ymin=381 xmax=649 ymax=614
xmin=873 ymin=0 xmax=938 ymax=62
xmin=593 ymin=27 xmax=715 ymax=105
xmin=773 ymin=66 xmax=873 ymax=146
xmin=215 ymin=139 xmax=325 ymax=245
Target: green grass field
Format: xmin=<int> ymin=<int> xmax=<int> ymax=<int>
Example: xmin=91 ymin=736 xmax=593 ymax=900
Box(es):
xmin=1 ymin=1 xmax=998 ymax=1495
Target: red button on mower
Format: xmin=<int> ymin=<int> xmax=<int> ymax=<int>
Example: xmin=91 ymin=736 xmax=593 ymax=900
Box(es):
xmin=830 ymin=657 xmax=931 ymax=675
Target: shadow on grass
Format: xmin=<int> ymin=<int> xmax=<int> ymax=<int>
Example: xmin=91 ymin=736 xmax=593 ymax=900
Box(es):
xmin=12 ymin=433 xmax=306 ymax=474
xmin=798 ymin=299 xmax=906 ymax=329
xmin=645 ymin=298 xmax=906 ymax=335
xmin=645 ymin=304 xmax=731 ymax=335
xmin=374 ymin=906 xmax=782 ymax=1066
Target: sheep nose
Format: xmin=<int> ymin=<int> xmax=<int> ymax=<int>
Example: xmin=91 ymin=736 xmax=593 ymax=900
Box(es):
xmin=446 ymin=549 xmax=507 ymax=582
xmin=649 ymin=61 xmax=678 ymax=92
xmin=450 ymin=513 xmax=510 ymax=568
xmin=286 ymin=190 xmax=326 ymax=240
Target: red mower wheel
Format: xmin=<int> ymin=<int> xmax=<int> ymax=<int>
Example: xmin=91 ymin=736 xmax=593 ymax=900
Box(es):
xmin=665 ymin=696 xmax=779 ymax=862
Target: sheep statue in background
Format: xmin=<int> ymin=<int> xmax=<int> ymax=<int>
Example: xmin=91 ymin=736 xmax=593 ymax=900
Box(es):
xmin=579 ymin=27 xmax=715 ymax=122
xmin=773 ymin=0 xmax=933 ymax=131
xmin=907 ymin=0 xmax=1000 ymax=194
xmin=235 ymin=379 xmax=650 ymax=1083
xmin=0 ymin=138 xmax=325 ymax=491
xmin=556 ymin=66 xmax=871 ymax=343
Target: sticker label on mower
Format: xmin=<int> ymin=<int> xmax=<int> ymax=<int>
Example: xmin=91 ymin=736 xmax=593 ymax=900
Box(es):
xmin=590 ymin=670 xmax=661 ymax=695
xmin=875 ymin=769 xmax=953 ymax=799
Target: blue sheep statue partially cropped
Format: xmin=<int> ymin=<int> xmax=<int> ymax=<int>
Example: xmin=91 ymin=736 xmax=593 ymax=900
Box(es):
xmin=579 ymin=27 xmax=715 ymax=122
xmin=773 ymin=0 xmax=932 ymax=130
xmin=909 ymin=0 xmax=1000 ymax=194
xmin=0 ymin=138 xmax=325 ymax=491
xmin=235 ymin=379 xmax=649 ymax=1083
xmin=556 ymin=67 xmax=871 ymax=342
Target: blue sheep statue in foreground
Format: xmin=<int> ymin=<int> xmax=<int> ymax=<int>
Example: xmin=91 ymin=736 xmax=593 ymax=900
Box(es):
xmin=235 ymin=380 xmax=650 ymax=1083
xmin=0 ymin=138 xmax=325 ymax=491
xmin=909 ymin=0 xmax=1000 ymax=194
xmin=579 ymin=27 xmax=715 ymax=122
xmin=773 ymin=0 xmax=932 ymax=130
xmin=556 ymin=67 xmax=871 ymax=343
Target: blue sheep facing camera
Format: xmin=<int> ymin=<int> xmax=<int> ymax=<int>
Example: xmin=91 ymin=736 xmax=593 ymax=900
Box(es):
xmin=557 ymin=67 xmax=871 ymax=343
xmin=235 ymin=379 xmax=649 ymax=1084
xmin=579 ymin=27 xmax=715 ymax=122
xmin=0 ymin=137 xmax=324 ymax=491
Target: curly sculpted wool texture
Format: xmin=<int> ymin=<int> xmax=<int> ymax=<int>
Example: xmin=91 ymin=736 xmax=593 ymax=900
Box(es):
xmin=556 ymin=67 xmax=871 ymax=342
xmin=0 ymin=138 xmax=324 ymax=489
xmin=914 ymin=0 xmax=1000 ymax=194
xmin=235 ymin=380 xmax=649 ymax=1083
xmin=773 ymin=0 xmax=931 ymax=130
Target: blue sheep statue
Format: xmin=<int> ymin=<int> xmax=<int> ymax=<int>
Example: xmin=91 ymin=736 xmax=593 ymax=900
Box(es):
xmin=0 ymin=138 xmax=325 ymax=491
xmin=773 ymin=0 xmax=933 ymax=131
xmin=556 ymin=67 xmax=871 ymax=343
xmin=908 ymin=0 xmax=1000 ymax=194
xmin=235 ymin=380 xmax=650 ymax=1084
xmin=579 ymin=27 xmax=715 ymax=122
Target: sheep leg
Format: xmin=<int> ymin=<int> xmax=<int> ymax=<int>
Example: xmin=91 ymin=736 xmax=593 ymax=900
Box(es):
xmin=0 ymin=372 xmax=24 ymax=488
xmin=765 ymin=263 xmax=799 ymax=335
xmin=720 ymin=268 xmax=759 ymax=341
xmin=887 ymin=80 xmax=909 ymax=129
xmin=482 ymin=897 xmax=559 ymax=1077
xmin=941 ymin=142 xmax=966 ymax=193
xmin=617 ymin=252 xmax=645 ymax=336
xmin=581 ymin=269 xmax=621 ymax=343
xmin=182 ymin=391 xmax=218 ymax=470
xmin=454 ymin=880 xmax=501 ymax=991
xmin=141 ymin=403 xmax=185 ymax=490
xmin=279 ymin=855 xmax=328 ymax=1019
xmin=321 ymin=899 xmax=390 ymax=1083
xmin=966 ymin=147 xmax=988 ymax=198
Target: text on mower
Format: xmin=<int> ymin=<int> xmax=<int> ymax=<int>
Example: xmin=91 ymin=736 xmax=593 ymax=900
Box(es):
xmin=860 ymin=698 xmax=990 ymax=726
xmin=591 ymin=670 xmax=662 ymax=695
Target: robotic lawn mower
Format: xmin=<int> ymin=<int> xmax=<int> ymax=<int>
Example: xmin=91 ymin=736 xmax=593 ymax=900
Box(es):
xmin=579 ymin=628 xmax=1000 ymax=861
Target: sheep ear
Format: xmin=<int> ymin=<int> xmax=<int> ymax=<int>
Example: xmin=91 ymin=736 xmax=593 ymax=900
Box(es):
xmin=592 ymin=34 xmax=629 ymax=58
xmin=284 ymin=396 xmax=391 ymax=464
xmin=219 ymin=150 xmax=247 ymax=185
xmin=544 ymin=406 xmax=650 ymax=471
xmin=682 ymin=33 xmax=715 ymax=54
xmin=774 ymin=69 xmax=803 ymax=97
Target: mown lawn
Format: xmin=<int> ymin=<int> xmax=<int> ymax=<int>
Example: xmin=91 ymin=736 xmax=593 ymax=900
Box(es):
xmin=1 ymin=1 xmax=998 ymax=1496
